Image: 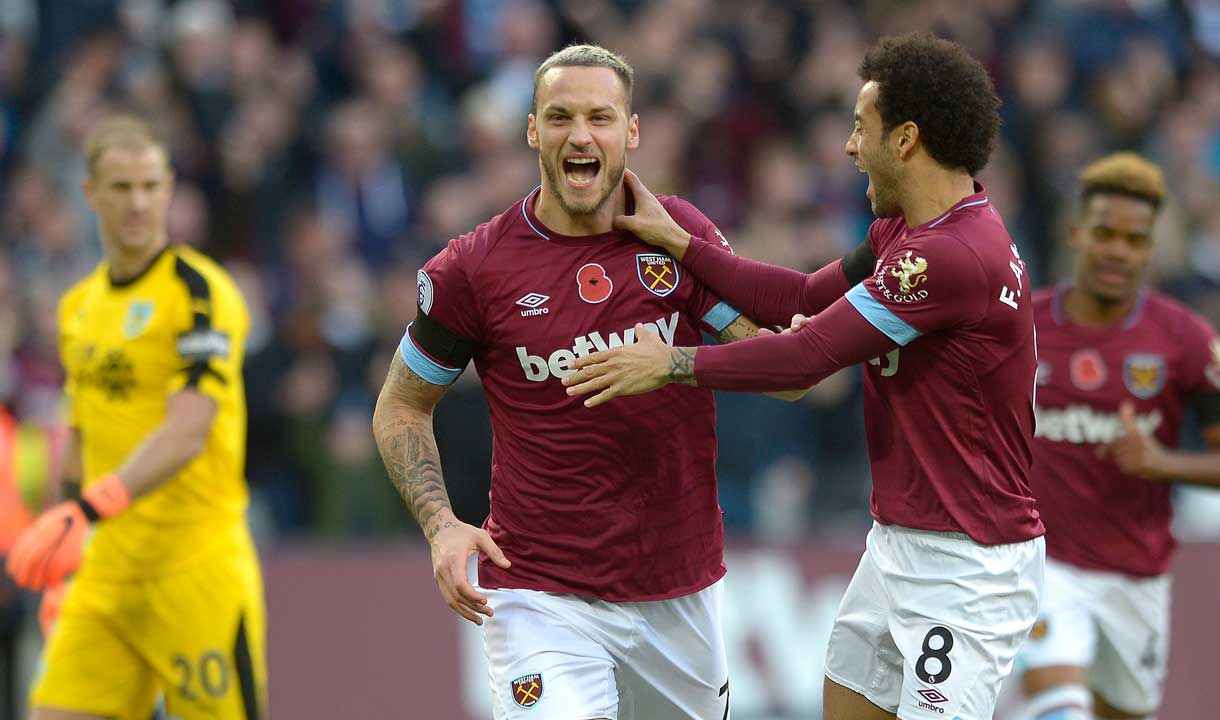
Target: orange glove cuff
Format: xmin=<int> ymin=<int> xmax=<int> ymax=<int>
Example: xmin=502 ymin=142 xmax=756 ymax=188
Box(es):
xmin=81 ymin=474 xmax=131 ymax=520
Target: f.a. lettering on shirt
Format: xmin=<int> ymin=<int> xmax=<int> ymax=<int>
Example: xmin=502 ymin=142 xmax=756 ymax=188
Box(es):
xmin=400 ymin=187 xmax=740 ymax=601
xmin=844 ymin=185 xmax=1045 ymax=546
xmin=1031 ymin=287 xmax=1220 ymax=576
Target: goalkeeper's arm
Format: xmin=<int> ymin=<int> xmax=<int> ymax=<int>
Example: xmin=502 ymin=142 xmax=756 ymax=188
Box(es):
xmin=6 ymin=389 xmax=216 ymax=589
xmin=55 ymin=427 xmax=83 ymax=503
xmin=104 ymin=387 xmax=216 ymax=501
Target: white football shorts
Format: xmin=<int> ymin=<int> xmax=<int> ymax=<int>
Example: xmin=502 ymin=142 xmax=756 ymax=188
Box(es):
xmin=1017 ymin=556 xmax=1170 ymax=715
xmin=825 ymin=522 xmax=1045 ymax=719
xmin=481 ymin=579 xmax=730 ymax=720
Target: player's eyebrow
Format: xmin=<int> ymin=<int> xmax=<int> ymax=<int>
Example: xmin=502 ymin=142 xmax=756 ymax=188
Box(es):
xmin=543 ymin=103 xmax=619 ymax=117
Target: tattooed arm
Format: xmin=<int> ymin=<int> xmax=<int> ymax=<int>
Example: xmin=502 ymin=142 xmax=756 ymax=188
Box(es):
xmin=667 ymin=347 xmax=699 ymax=386
xmin=372 ymin=355 xmax=453 ymax=538
xmin=373 ymin=354 xmax=509 ymax=625
xmin=716 ymin=315 xmax=810 ymax=401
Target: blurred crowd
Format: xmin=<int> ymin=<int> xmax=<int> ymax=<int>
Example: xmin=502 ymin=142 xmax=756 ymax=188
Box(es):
xmin=1 ymin=0 xmax=1219 ymax=541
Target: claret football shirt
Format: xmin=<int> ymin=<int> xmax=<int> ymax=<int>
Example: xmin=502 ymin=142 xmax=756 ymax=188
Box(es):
xmin=1031 ymin=287 xmax=1220 ymax=575
xmin=403 ymin=188 xmax=741 ymax=601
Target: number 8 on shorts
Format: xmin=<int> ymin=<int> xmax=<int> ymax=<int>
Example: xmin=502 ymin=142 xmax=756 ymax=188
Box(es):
xmin=915 ymin=626 xmax=954 ymax=685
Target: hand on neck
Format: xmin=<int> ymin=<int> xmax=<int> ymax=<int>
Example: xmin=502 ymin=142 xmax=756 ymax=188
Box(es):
xmin=534 ymin=182 xmax=626 ymax=236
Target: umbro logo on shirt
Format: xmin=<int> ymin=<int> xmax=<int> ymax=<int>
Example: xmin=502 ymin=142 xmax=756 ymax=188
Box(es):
xmin=516 ymin=293 xmax=551 ymax=317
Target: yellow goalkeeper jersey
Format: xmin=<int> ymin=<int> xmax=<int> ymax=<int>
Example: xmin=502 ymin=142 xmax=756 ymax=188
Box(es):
xmin=59 ymin=245 xmax=250 ymax=581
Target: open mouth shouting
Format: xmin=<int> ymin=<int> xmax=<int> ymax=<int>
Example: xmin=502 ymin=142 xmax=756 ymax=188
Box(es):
xmin=563 ymin=155 xmax=602 ymax=189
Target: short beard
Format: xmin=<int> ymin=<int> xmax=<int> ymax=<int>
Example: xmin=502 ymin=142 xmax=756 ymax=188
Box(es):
xmin=540 ymin=155 xmax=624 ymax=217
xmin=868 ymin=160 xmax=902 ymax=219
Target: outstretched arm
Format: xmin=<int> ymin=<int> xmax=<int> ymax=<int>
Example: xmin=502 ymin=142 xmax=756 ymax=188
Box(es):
xmin=111 ymin=389 xmax=216 ymax=499
xmin=715 ymin=314 xmax=810 ymax=401
xmin=614 ymin=169 xmax=874 ymax=326
xmin=563 ymin=296 xmax=893 ymax=405
xmin=373 ymin=354 xmax=510 ymax=625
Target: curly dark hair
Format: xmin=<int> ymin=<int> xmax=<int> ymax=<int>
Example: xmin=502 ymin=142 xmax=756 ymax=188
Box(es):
xmin=859 ymin=33 xmax=1000 ymax=176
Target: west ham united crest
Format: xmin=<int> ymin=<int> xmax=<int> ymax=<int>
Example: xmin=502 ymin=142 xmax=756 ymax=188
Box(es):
xmin=636 ymin=253 xmax=679 ymax=297
xmin=1123 ymin=353 xmax=1166 ymax=399
xmin=511 ymin=673 xmax=543 ymax=708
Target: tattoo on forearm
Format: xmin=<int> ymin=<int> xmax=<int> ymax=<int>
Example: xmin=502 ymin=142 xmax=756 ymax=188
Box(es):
xmin=717 ymin=317 xmax=760 ymax=343
xmin=374 ymin=360 xmax=454 ymax=541
xmin=667 ymin=347 xmax=698 ymax=386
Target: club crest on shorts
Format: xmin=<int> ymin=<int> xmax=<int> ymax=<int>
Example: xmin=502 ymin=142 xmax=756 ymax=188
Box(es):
xmin=636 ymin=253 xmax=679 ymax=297
xmin=1123 ymin=353 xmax=1166 ymax=399
xmin=511 ymin=673 xmax=543 ymax=708
xmin=1030 ymin=619 xmax=1049 ymax=640
xmin=1069 ymin=349 xmax=1106 ymax=391
xmin=123 ymin=301 xmax=155 ymax=339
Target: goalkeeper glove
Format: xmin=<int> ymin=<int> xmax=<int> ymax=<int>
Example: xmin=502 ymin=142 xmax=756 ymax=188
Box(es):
xmin=39 ymin=581 xmax=67 ymax=635
xmin=5 ymin=474 xmax=131 ymax=590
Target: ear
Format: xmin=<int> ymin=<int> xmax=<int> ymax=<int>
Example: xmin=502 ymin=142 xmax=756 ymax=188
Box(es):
xmin=526 ymin=114 xmax=539 ymax=150
xmin=626 ymin=113 xmax=640 ymax=150
xmin=893 ymin=121 xmax=919 ymax=161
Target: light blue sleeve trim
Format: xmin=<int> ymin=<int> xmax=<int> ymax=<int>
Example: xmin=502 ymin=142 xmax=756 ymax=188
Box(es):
xmin=703 ymin=301 xmax=741 ymax=333
xmin=845 ymin=284 xmax=922 ymax=346
xmin=398 ymin=323 xmax=462 ymax=385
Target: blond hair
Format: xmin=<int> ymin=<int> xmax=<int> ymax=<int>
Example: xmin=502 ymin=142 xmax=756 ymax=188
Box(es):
xmin=1078 ymin=152 xmax=1166 ymax=212
xmin=532 ymin=44 xmax=634 ymax=113
xmin=84 ymin=115 xmax=168 ymax=176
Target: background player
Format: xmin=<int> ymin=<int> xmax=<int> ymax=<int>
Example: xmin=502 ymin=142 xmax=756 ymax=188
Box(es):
xmin=5 ymin=116 xmax=266 ymax=720
xmin=373 ymin=44 xmax=773 ymax=719
xmin=564 ymin=33 xmax=1044 ymax=720
xmin=1016 ymin=153 xmax=1220 ymax=720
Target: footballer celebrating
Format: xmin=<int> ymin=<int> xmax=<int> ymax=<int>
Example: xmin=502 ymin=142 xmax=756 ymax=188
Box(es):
xmin=6 ymin=116 xmax=266 ymax=719
xmin=374 ymin=45 xmax=769 ymax=719
xmin=564 ymin=34 xmax=1045 ymax=720
xmin=1016 ymin=153 xmax=1220 ymax=720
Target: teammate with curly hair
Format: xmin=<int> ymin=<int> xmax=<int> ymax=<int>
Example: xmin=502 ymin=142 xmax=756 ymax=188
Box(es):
xmin=564 ymin=33 xmax=1045 ymax=720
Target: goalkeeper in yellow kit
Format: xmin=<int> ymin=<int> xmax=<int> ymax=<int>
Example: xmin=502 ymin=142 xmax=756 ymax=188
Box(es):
xmin=5 ymin=116 xmax=267 ymax=719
